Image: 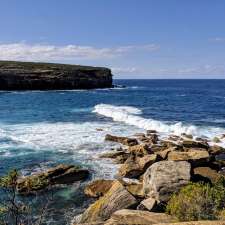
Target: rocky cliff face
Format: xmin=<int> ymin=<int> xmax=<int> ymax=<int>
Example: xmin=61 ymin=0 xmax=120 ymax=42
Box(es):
xmin=0 ymin=61 xmax=113 ymax=90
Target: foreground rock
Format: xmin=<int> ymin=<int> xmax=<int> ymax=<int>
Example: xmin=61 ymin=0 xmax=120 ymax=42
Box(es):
xmin=105 ymin=209 xmax=173 ymax=225
xmin=143 ymin=161 xmax=191 ymax=202
xmin=80 ymin=181 xmax=137 ymax=223
xmin=17 ymin=164 xmax=89 ymax=194
xmin=84 ymin=179 xmax=114 ymax=198
xmin=156 ymin=222 xmax=225 ymax=225
xmin=105 ymin=134 xmax=138 ymax=146
xmin=0 ymin=61 xmax=112 ymax=90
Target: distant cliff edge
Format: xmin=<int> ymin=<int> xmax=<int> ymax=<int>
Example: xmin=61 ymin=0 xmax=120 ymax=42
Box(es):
xmin=0 ymin=61 xmax=113 ymax=90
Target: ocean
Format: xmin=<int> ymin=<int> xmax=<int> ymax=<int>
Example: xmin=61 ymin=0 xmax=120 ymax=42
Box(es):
xmin=0 ymin=79 xmax=225 ymax=224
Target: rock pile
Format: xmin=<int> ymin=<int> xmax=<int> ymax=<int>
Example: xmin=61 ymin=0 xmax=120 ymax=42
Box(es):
xmin=75 ymin=131 xmax=225 ymax=224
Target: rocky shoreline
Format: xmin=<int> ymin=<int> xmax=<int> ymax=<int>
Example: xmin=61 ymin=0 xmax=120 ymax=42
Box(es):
xmin=72 ymin=131 xmax=225 ymax=225
xmin=12 ymin=131 xmax=225 ymax=224
xmin=0 ymin=61 xmax=112 ymax=90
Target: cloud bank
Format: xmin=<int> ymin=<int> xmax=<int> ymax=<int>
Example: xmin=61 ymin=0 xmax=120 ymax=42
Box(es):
xmin=0 ymin=43 xmax=159 ymax=61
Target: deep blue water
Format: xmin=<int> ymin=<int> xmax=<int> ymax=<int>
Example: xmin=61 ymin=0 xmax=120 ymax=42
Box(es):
xmin=0 ymin=79 xmax=225 ymax=224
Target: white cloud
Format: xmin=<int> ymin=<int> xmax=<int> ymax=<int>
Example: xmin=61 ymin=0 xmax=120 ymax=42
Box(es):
xmin=209 ymin=37 xmax=225 ymax=42
xmin=0 ymin=43 xmax=159 ymax=61
xmin=111 ymin=67 xmax=139 ymax=74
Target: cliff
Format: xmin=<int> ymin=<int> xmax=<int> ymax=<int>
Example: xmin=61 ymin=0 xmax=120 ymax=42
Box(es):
xmin=0 ymin=61 xmax=113 ymax=90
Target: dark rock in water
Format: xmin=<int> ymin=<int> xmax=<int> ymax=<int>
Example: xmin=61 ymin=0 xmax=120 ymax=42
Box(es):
xmin=0 ymin=61 xmax=112 ymax=90
xmin=17 ymin=164 xmax=89 ymax=195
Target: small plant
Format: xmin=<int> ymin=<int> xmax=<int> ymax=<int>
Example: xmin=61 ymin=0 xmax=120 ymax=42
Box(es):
xmin=0 ymin=170 xmax=52 ymax=225
xmin=166 ymin=178 xmax=225 ymax=221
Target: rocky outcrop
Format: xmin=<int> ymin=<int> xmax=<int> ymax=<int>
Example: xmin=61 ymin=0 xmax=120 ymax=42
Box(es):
xmin=0 ymin=61 xmax=112 ymax=90
xmin=80 ymin=181 xmax=137 ymax=223
xmin=143 ymin=161 xmax=191 ymax=202
xmin=17 ymin=164 xmax=89 ymax=194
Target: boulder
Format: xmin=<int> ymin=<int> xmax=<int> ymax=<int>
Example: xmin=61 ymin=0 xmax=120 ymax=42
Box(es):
xmin=17 ymin=164 xmax=89 ymax=194
xmin=137 ymin=198 xmax=157 ymax=211
xmin=84 ymin=179 xmax=114 ymax=198
xmin=105 ymin=134 xmax=138 ymax=146
xmin=209 ymin=145 xmax=225 ymax=155
xmin=117 ymin=154 xmax=158 ymax=178
xmin=143 ymin=161 xmax=191 ymax=202
xmin=128 ymin=144 xmax=150 ymax=156
xmin=193 ymin=167 xmax=222 ymax=183
xmin=181 ymin=133 xmax=193 ymax=139
xmin=156 ymin=221 xmax=225 ymax=225
xmin=120 ymin=178 xmax=144 ymax=198
xmin=146 ymin=133 xmax=159 ymax=144
xmin=156 ymin=147 xmax=174 ymax=160
xmin=99 ymin=150 xmax=128 ymax=159
xmin=167 ymin=149 xmax=210 ymax=165
xmin=213 ymin=137 xmax=221 ymax=143
xmin=80 ymin=181 xmax=137 ymax=223
xmin=105 ymin=209 xmax=173 ymax=225
xmin=146 ymin=130 xmax=157 ymax=134
xmin=181 ymin=140 xmax=209 ymax=149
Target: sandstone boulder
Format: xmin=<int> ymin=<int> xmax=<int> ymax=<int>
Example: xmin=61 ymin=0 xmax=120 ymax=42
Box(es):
xmin=209 ymin=145 xmax=225 ymax=155
xmin=128 ymin=144 xmax=150 ymax=156
xmin=181 ymin=140 xmax=209 ymax=149
xmin=80 ymin=181 xmax=137 ymax=223
xmin=105 ymin=134 xmax=138 ymax=146
xmin=193 ymin=167 xmax=222 ymax=183
xmin=120 ymin=178 xmax=144 ymax=198
xmin=118 ymin=154 xmax=158 ymax=178
xmin=143 ymin=161 xmax=191 ymax=202
xmin=167 ymin=149 xmax=210 ymax=165
xmin=84 ymin=179 xmax=114 ymax=198
xmin=105 ymin=209 xmax=172 ymax=225
xmin=156 ymin=221 xmax=225 ymax=225
xmin=137 ymin=198 xmax=157 ymax=211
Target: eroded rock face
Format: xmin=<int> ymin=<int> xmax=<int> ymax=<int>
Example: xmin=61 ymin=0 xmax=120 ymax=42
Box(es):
xmin=0 ymin=61 xmax=112 ymax=90
xmin=143 ymin=161 xmax=191 ymax=202
xmin=80 ymin=181 xmax=137 ymax=223
xmin=105 ymin=134 xmax=138 ymax=146
xmin=17 ymin=164 xmax=89 ymax=194
xmin=84 ymin=179 xmax=114 ymax=198
xmin=105 ymin=209 xmax=172 ymax=225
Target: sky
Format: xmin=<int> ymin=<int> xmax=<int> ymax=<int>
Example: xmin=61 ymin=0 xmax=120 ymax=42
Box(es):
xmin=0 ymin=0 xmax=225 ymax=79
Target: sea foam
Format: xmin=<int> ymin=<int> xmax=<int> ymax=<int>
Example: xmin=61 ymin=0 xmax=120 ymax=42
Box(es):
xmin=93 ymin=104 xmax=225 ymax=139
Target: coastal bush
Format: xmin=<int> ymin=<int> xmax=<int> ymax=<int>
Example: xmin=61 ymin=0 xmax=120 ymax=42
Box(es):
xmin=166 ymin=178 xmax=225 ymax=221
xmin=0 ymin=170 xmax=52 ymax=225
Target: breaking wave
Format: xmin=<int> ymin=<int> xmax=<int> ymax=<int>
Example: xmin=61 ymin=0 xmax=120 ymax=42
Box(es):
xmin=93 ymin=104 xmax=225 ymax=138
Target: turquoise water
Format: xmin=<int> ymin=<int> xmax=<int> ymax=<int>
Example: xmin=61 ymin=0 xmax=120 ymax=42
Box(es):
xmin=1 ymin=79 xmax=225 ymax=223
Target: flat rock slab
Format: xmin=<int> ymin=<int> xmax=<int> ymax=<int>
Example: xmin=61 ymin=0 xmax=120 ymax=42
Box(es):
xmin=105 ymin=209 xmax=173 ymax=225
xmin=156 ymin=221 xmax=225 ymax=225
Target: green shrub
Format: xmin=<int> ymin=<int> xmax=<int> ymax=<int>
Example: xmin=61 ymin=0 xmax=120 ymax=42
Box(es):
xmin=166 ymin=178 xmax=225 ymax=221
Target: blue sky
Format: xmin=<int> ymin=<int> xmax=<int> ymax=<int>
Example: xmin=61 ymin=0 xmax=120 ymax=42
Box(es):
xmin=0 ymin=0 xmax=225 ymax=78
